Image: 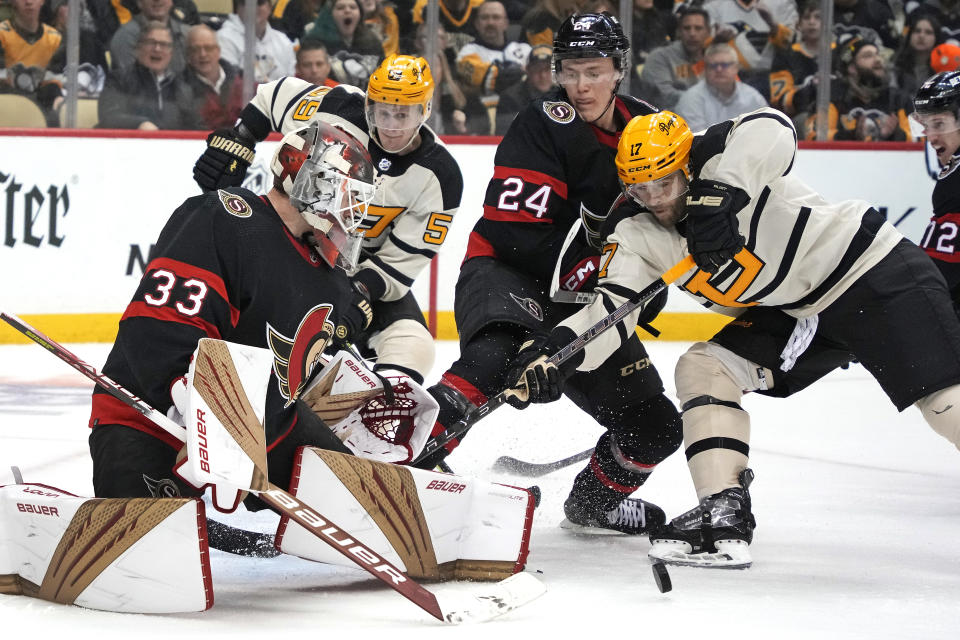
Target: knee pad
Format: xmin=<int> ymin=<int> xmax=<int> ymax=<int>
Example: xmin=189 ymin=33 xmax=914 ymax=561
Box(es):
xmin=916 ymin=385 xmax=960 ymax=452
xmin=368 ymin=319 xmax=435 ymax=384
xmin=675 ymin=342 xmax=754 ymax=500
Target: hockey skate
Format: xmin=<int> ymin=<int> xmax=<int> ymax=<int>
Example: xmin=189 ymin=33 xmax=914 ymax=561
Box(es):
xmin=560 ymin=493 xmax=667 ymax=535
xmin=648 ymin=469 xmax=756 ymax=569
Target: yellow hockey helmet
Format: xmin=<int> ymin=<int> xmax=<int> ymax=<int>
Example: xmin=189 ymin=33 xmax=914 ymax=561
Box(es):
xmin=616 ymin=112 xmax=694 ymax=184
xmin=366 ymin=54 xmax=434 ymax=116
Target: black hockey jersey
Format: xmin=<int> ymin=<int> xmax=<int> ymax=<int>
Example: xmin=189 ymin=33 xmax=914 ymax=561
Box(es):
xmin=465 ymin=87 xmax=658 ymax=289
xmin=924 ymin=158 xmax=960 ymax=299
xmin=89 ymin=188 xmax=355 ymax=449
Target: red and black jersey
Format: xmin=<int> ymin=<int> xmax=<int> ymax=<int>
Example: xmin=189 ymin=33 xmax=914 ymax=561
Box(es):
xmin=89 ymin=188 xmax=355 ymax=450
xmin=924 ymin=160 xmax=960 ymax=299
xmin=466 ymin=87 xmax=658 ymax=288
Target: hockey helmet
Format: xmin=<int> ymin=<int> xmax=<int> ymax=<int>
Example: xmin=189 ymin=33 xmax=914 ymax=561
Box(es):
xmin=616 ymin=112 xmax=693 ymax=209
xmin=910 ymin=71 xmax=960 ymax=137
xmin=552 ymin=13 xmax=629 ymax=77
xmin=271 ymin=122 xmax=377 ymax=268
xmin=365 ymin=54 xmax=434 ymax=153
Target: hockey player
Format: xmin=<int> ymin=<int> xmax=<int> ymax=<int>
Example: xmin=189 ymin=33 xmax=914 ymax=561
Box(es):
xmin=911 ymin=71 xmax=960 ymax=303
xmin=192 ymin=54 xmax=462 ymax=387
xmin=510 ymin=108 xmax=960 ymax=568
xmin=89 ymin=121 xmax=379 ymax=504
xmin=413 ymin=13 xmax=684 ymax=536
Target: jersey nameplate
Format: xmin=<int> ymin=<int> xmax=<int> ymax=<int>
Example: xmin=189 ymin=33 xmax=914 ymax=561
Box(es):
xmin=217 ymin=190 xmax=252 ymax=218
xmin=543 ymin=101 xmax=576 ymax=124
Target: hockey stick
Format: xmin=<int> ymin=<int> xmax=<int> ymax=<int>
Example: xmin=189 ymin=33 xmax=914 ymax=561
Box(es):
xmin=412 ymin=254 xmax=697 ymax=466
xmin=491 ymin=447 xmax=595 ymax=477
xmin=0 ymin=312 xmax=544 ymax=623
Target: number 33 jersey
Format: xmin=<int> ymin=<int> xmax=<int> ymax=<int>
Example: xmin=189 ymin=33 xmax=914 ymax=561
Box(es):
xmin=240 ymin=78 xmax=463 ymax=303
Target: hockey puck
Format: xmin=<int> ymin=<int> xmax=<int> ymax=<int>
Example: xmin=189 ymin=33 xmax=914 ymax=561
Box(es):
xmin=652 ymin=562 xmax=672 ymax=593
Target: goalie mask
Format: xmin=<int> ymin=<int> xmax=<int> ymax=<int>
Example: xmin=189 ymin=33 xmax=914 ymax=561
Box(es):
xmin=271 ymin=122 xmax=377 ymax=269
xmin=365 ymin=54 xmax=434 ymax=154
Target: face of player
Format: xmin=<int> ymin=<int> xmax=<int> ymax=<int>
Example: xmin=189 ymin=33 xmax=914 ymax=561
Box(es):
xmin=914 ymin=111 xmax=960 ymax=165
xmin=333 ymin=0 xmax=361 ymax=37
xmin=625 ymin=170 xmax=689 ymax=227
xmin=137 ymin=27 xmax=174 ymax=74
xmin=368 ymin=101 xmax=423 ymax=153
xmin=296 ymin=49 xmax=331 ymax=85
xmin=910 ymin=19 xmax=937 ymax=54
xmin=556 ymin=57 xmax=619 ymax=125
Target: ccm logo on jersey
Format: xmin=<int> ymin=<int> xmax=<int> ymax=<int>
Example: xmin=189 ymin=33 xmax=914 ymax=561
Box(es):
xmin=196 ymin=408 xmax=211 ymax=472
xmin=686 ymin=195 xmax=725 ymax=207
xmin=17 ymin=503 xmax=59 ymax=516
xmin=426 ymin=480 xmax=467 ymax=493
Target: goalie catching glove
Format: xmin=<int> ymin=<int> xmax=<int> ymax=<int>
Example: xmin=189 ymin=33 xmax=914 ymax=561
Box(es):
xmin=683 ymin=179 xmax=749 ymax=274
xmin=193 ymin=126 xmax=257 ymax=191
xmin=505 ymin=334 xmax=565 ymax=409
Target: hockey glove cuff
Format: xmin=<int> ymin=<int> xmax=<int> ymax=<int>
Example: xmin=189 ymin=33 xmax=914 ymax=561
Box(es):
xmin=504 ymin=334 xmax=564 ymax=410
xmin=333 ymin=280 xmax=374 ymax=348
xmin=193 ymin=127 xmax=257 ymax=192
xmin=684 ymin=179 xmax=750 ymax=274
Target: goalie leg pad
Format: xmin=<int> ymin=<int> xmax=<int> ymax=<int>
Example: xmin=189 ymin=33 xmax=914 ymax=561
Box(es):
xmin=276 ymin=447 xmax=534 ymax=581
xmin=0 ymin=483 xmax=212 ymax=613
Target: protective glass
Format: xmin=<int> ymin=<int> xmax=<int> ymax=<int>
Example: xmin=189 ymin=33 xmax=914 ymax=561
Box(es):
xmin=909 ymin=111 xmax=960 ymax=138
xmin=623 ymin=171 xmax=688 ymax=209
xmin=365 ymin=101 xmax=424 ymax=151
xmin=555 ymin=67 xmax=620 ymax=88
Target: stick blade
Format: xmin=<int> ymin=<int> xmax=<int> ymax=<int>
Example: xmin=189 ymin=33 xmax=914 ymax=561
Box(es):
xmin=441 ymin=572 xmax=547 ymax=624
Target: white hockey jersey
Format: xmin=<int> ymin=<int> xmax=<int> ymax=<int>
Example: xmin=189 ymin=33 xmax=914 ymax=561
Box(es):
xmin=558 ymin=108 xmax=903 ymax=372
xmin=241 ymin=78 xmax=464 ymax=303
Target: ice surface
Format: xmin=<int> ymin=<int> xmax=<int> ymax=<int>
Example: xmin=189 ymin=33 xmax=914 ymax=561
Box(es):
xmin=1 ymin=341 xmax=958 ymax=639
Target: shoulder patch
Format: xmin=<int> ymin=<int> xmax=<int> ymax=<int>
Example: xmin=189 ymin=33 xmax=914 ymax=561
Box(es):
xmin=542 ymin=101 xmax=576 ymax=124
xmin=217 ymin=190 xmax=252 ymax=218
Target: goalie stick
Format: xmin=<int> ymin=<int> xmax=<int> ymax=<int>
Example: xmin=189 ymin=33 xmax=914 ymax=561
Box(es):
xmin=0 ymin=312 xmax=545 ymax=623
xmin=412 ymin=254 xmax=698 ymax=466
xmin=491 ymin=447 xmax=595 ymax=477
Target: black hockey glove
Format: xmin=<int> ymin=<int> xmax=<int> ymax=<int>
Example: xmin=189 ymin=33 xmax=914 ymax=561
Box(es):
xmin=193 ymin=127 xmax=257 ymax=192
xmin=504 ymin=334 xmax=563 ymax=410
xmin=332 ymin=281 xmax=373 ymax=349
xmin=683 ymin=179 xmax=750 ymax=274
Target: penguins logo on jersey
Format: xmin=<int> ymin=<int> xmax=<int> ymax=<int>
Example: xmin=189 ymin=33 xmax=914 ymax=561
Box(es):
xmin=543 ymin=101 xmax=576 ymax=124
xmin=510 ymin=293 xmax=544 ymax=321
xmin=266 ymin=304 xmax=335 ymax=402
xmin=218 ymin=190 xmax=252 ymax=218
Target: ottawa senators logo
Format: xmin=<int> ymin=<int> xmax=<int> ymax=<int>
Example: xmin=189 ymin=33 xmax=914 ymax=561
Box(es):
xmin=266 ymin=304 xmax=335 ymax=402
xmin=509 ymin=293 xmax=544 ymax=321
xmin=218 ymin=190 xmax=252 ymax=218
xmin=543 ymin=101 xmax=575 ymax=124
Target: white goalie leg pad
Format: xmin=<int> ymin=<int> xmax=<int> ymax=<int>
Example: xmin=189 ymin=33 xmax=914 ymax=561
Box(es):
xmin=174 ymin=339 xmax=275 ymax=513
xmin=676 ymin=342 xmax=762 ymax=500
xmin=276 ymin=447 xmax=534 ymax=581
xmin=0 ymin=483 xmax=212 ymax=613
xmin=366 ymin=318 xmax=436 ymax=382
xmin=916 ymin=384 xmax=960 ymax=451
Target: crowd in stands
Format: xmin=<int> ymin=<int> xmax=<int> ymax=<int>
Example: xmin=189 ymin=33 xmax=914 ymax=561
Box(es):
xmin=2 ymin=0 xmax=959 ymax=139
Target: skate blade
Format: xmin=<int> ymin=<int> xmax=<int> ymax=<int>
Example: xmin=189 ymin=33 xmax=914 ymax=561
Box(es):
xmin=558 ymin=518 xmax=631 ymax=536
xmin=648 ymin=539 xmax=752 ymax=569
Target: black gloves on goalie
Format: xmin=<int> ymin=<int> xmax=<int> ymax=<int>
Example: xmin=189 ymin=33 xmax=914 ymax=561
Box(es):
xmin=683 ymin=179 xmax=750 ymax=274
xmin=332 ymin=280 xmax=374 ymax=349
xmin=193 ymin=127 xmax=257 ymax=191
xmin=504 ymin=334 xmax=565 ymax=410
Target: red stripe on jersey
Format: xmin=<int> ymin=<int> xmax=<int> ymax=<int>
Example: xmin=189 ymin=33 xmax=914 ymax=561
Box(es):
xmin=492 ymin=166 xmax=569 ymax=200
xmin=926 ymin=248 xmax=960 ymax=263
xmin=147 ymin=257 xmax=233 ymax=308
xmin=440 ymin=371 xmax=488 ymax=407
xmin=463 ymin=231 xmax=498 ymax=263
xmin=923 ymin=212 xmax=960 ymax=262
xmin=121 ymin=301 xmax=225 ymax=339
xmin=89 ymin=393 xmax=184 ymax=450
xmin=482 ymin=204 xmax=552 ymax=224
xmin=589 ymin=98 xmax=631 ymax=149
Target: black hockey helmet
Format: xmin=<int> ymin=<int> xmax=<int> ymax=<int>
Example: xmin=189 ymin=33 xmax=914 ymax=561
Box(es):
xmin=913 ymin=71 xmax=960 ymax=115
xmin=552 ymin=13 xmax=630 ymax=75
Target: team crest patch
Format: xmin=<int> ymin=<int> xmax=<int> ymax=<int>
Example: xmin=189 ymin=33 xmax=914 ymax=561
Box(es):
xmin=543 ymin=101 xmax=575 ymax=124
xmin=510 ymin=293 xmax=544 ymax=321
xmin=218 ymin=190 xmax=252 ymax=217
xmin=378 ymin=157 xmax=392 ymax=172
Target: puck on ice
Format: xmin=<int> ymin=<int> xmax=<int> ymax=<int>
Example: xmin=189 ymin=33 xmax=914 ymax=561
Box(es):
xmin=652 ymin=562 xmax=672 ymax=593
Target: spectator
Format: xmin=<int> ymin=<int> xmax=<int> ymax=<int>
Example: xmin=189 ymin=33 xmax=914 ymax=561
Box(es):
xmin=707 ymin=0 xmax=797 ymax=90
xmin=456 ymin=1 xmax=530 ymax=99
xmin=411 ymin=0 xmax=483 ymax=46
xmin=631 ymin=0 xmax=671 ymax=78
xmin=0 ymin=0 xmax=65 ymax=121
xmin=674 ymin=42 xmax=767 ymax=131
xmin=495 ymin=42 xmax=553 ymax=133
xmin=796 ymin=31 xmax=912 ymax=141
xmin=183 ymin=23 xmax=244 ymax=129
xmin=99 ymin=21 xmax=200 ymax=129
xmin=295 ymin=40 xmax=338 ymax=86
xmin=768 ymin=0 xmax=826 ymax=116
xmin=520 ymin=0 xmax=579 ymax=47
xmin=109 ymin=0 xmax=190 ymax=73
xmin=218 ymin=0 xmax=296 ymax=83
xmin=303 ymin=0 xmax=381 ymax=85
xmin=639 ymin=6 xmax=709 ymax=109
xmin=361 ymin=0 xmax=399 ymax=56
xmin=834 ymin=0 xmax=900 ymax=51
xmin=50 ymin=0 xmax=108 ymax=72
xmin=894 ymin=13 xmax=941 ymax=97
xmin=270 ymin=0 xmax=323 ymax=41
